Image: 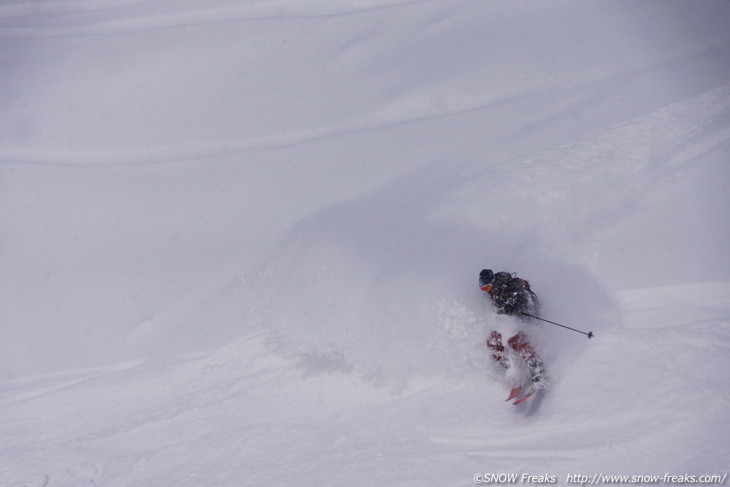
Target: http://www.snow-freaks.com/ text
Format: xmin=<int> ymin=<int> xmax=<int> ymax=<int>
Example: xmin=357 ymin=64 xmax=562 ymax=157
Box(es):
xmin=473 ymin=473 xmax=728 ymax=485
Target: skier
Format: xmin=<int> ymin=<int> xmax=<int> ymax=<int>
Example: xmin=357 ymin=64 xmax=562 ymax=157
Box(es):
xmin=479 ymin=269 xmax=545 ymax=401
xmin=479 ymin=269 xmax=539 ymax=316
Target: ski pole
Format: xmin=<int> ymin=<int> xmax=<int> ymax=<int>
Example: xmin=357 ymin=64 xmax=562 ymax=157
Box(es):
xmin=520 ymin=312 xmax=594 ymax=339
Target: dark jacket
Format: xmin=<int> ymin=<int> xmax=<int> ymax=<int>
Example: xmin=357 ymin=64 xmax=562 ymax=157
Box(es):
xmin=483 ymin=271 xmax=539 ymax=315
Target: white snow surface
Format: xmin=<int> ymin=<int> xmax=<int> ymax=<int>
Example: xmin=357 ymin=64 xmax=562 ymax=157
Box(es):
xmin=2 ymin=1 xmax=730 ymax=485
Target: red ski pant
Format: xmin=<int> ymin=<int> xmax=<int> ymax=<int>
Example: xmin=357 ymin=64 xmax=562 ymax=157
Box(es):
xmin=486 ymin=330 xmax=538 ymax=363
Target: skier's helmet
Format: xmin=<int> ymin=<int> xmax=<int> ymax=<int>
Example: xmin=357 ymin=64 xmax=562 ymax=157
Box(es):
xmin=479 ymin=269 xmax=495 ymax=291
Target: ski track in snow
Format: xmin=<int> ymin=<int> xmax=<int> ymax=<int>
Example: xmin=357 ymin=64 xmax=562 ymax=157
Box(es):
xmin=1 ymin=1 xmax=730 ymax=485
xmin=5 ymin=64 xmax=728 ymax=168
xmin=0 ymin=0 xmax=435 ymax=39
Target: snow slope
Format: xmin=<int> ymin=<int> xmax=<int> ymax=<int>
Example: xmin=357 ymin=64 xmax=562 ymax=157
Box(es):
xmin=1 ymin=0 xmax=729 ymax=485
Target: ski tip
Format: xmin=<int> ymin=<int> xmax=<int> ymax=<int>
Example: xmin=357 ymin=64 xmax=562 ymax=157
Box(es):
xmin=512 ymin=387 xmax=539 ymax=406
xmin=513 ymin=388 xmax=537 ymax=405
xmin=505 ymin=386 xmax=521 ymax=402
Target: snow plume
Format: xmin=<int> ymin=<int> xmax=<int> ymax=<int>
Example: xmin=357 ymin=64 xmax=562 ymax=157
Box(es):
xmin=244 ymin=160 xmax=618 ymax=388
xmin=245 ymin=162 xmax=490 ymax=387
